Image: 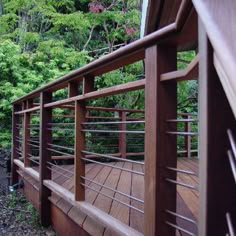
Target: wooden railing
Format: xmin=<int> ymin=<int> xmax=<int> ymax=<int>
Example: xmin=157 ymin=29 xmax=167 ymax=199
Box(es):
xmin=11 ymin=1 xmax=204 ymax=235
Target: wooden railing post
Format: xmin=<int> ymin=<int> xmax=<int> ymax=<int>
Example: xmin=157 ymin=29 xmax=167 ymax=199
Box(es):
xmin=23 ymin=99 xmax=33 ymax=167
xmin=183 ymin=114 xmax=191 ymax=159
xmin=75 ymin=100 xmax=86 ymax=201
xmin=145 ymin=45 xmax=177 ymax=236
xmin=198 ymin=20 xmax=236 ymax=236
xmin=74 ymin=77 xmax=94 ymax=201
xmin=119 ymin=111 xmax=126 ymax=158
xmin=11 ymin=104 xmax=21 ymax=185
xmin=39 ymin=92 xmax=52 ymax=226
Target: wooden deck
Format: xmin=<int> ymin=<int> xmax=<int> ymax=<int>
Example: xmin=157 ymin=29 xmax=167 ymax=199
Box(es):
xmin=18 ymin=157 xmax=198 ymax=235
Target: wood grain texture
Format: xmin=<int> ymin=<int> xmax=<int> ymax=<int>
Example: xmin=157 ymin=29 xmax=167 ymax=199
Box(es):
xmin=161 ymin=54 xmax=198 ymax=82
xmin=193 ymin=0 xmax=236 ymax=118
xmin=44 ymin=79 xmax=146 ymax=108
xmin=198 ymin=21 xmax=236 ymax=236
xmin=144 ymin=45 xmax=177 ymax=236
xmin=51 ymin=204 xmax=90 ymax=236
xmin=11 ymin=104 xmax=21 ymax=185
xmin=39 ymin=91 xmax=52 ymax=226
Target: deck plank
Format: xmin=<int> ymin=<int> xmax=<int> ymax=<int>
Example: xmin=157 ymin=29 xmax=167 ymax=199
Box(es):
xmin=20 ymin=159 xmax=199 ymax=235
xmin=103 ymin=162 xmax=132 ymax=236
xmin=83 ymin=162 xmax=125 ymax=236
xmin=129 ymin=163 xmax=144 ymax=234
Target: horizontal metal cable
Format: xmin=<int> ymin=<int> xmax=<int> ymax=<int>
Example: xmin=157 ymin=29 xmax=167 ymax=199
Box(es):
xmin=166 ymin=131 xmax=198 ymax=136
xmin=47 ymin=161 xmax=74 ymax=175
xmin=16 ymin=147 xmax=22 ymax=152
xmin=29 ymin=140 xmax=40 ymax=144
xmin=165 ymin=221 xmax=196 ymax=236
xmin=166 ymin=167 xmax=197 ymax=176
xmin=227 ymin=129 xmax=236 ymax=159
xmin=48 ymin=143 xmax=74 ymax=151
xmin=82 ymin=129 xmax=145 ymax=134
xmin=226 ymin=212 xmax=235 ymax=236
xmin=81 ymin=183 xmax=144 ymax=214
xmin=166 ymin=178 xmax=198 ymax=191
xmin=166 ymin=210 xmax=197 ymax=225
xmin=47 ymin=128 xmax=74 ymax=131
xmin=82 ymin=120 xmax=145 ymax=125
xmin=16 ymin=150 xmax=22 ymax=155
xmin=47 ymin=166 xmax=72 ymax=179
xmin=48 ymin=123 xmax=75 ymax=126
xmin=82 ymin=150 xmax=144 ymax=165
xmin=28 ymin=143 xmax=39 ymax=148
xmin=227 ymin=150 xmax=236 ymax=183
xmin=166 ymin=119 xmax=198 ymax=122
xmin=47 ymin=148 xmax=73 ymax=156
xmin=81 ymin=157 xmax=144 ymax=176
xmin=28 ymin=157 xmax=40 ymax=165
xmin=81 ymin=176 xmax=144 ymax=204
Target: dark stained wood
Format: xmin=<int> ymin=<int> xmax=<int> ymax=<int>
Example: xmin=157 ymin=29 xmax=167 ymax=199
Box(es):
xmin=198 ymin=21 xmax=236 ymax=236
xmin=74 ymin=99 xmax=85 ymax=202
xmin=74 ymin=77 xmax=95 ymax=201
xmin=119 ymin=111 xmax=126 ymax=158
xmin=51 ymin=204 xmax=90 ymax=236
xmin=193 ymin=0 xmax=236 ymax=117
xmin=68 ymin=81 xmax=80 ymax=97
xmin=44 ymin=79 xmax=146 ymax=108
xmin=15 ymin=159 xmax=198 ymax=235
xmin=144 ymin=45 xmax=177 ymax=236
xmin=130 ymin=163 xmax=144 ymax=234
xmin=23 ymin=100 xmax=33 ymax=167
xmin=11 ymin=104 xmax=21 ymax=185
xmin=83 ymin=76 xmax=94 ymax=95
xmin=17 ymin=170 xmax=39 ymax=211
xmin=144 ymin=0 xmax=163 ymax=35
xmin=39 ymin=92 xmax=52 ymax=226
xmin=160 ymin=55 xmax=198 ymax=82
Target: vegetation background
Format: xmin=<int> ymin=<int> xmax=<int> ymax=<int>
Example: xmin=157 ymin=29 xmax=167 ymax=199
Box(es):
xmin=0 ymin=0 xmax=197 ymax=149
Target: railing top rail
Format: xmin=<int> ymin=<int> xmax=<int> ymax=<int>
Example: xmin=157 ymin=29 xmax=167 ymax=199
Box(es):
xmin=12 ymin=23 xmax=177 ymax=105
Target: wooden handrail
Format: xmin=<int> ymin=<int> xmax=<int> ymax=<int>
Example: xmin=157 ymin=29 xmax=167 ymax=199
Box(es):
xmin=44 ymin=79 xmax=145 ymax=108
xmin=12 ymin=23 xmax=176 ymax=104
xmin=160 ymin=54 xmax=199 ymax=82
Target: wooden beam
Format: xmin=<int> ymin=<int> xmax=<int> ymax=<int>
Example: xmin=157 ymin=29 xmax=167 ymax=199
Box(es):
xmin=198 ymin=20 xmax=236 ymax=236
xmin=39 ymin=91 xmax=52 ymax=226
xmin=23 ymin=99 xmax=33 ymax=167
xmin=119 ymin=111 xmax=127 ymax=158
xmin=14 ymin=106 xmax=40 ymax=115
xmin=14 ymin=159 xmax=39 ymax=181
xmin=11 ymin=104 xmax=21 ymax=185
xmin=74 ymin=78 xmax=93 ymax=201
xmin=144 ymin=45 xmax=177 ymax=236
xmin=44 ymin=79 xmax=145 ymax=108
xmin=161 ymin=54 xmax=198 ymax=82
xmin=193 ymin=0 xmax=236 ymax=118
xmin=68 ymin=81 xmax=79 ymax=97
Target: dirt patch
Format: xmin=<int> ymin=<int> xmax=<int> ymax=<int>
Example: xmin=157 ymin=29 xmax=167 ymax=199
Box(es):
xmin=0 ymin=191 xmax=56 ymax=236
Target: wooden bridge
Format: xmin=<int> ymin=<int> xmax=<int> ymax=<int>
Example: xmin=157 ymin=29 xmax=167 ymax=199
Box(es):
xmin=11 ymin=1 xmax=236 ymax=236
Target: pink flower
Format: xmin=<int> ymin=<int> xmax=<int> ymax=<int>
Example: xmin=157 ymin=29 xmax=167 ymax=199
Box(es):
xmin=88 ymin=2 xmax=104 ymax=13
xmin=125 ymin=27 xmax=136 ymax=35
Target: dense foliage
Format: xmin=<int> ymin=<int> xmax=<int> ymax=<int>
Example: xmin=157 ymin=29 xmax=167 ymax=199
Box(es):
xmin=0 ymin=0 xmax=197 ymax=149
xmin=0 ymin=0 xmax=141 ymax=147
